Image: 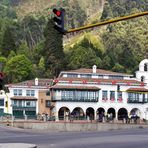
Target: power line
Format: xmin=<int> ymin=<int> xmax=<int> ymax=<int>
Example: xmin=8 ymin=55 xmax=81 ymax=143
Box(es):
xmin=66 ymin=11 xmax=148 ymax=33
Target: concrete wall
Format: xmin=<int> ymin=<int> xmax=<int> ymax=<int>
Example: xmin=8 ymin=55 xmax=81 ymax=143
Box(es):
xmin=11 ymin=122 xmax=148 ymax=132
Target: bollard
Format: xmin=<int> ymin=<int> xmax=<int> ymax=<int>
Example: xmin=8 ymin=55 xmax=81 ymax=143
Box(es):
xmin=6 ymin=115 xmax=9 ymax=126
xmin=25 ymin=115 xmax=28 ymax=121
xmin=43 ymin=116 xmax=47 ymax=122
xmin=11 ymin=116 xmax=15 ymax=127
xmin=102 ymin=117 xmax=105 ymax=123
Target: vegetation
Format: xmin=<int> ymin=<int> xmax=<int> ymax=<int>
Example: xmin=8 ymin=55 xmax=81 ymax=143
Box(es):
xmin=0 ymin=0 xmax=147 ymax=83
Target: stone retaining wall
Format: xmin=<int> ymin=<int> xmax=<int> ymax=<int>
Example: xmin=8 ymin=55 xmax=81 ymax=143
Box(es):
xmin=11 ymin=121 xmax=148 ymax=132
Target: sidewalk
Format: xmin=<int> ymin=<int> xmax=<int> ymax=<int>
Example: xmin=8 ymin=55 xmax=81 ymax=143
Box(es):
xmin=0 ymin=143 xmax=37 ymax=148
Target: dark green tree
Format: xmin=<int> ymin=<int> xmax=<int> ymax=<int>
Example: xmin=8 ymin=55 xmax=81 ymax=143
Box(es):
xmin=43 ymin=18 xmax=66 ymax=77
xmin=1 ymin=26 xmax=16 ymax=57
xmin=4 ymin=54 xmax=33 ymax=82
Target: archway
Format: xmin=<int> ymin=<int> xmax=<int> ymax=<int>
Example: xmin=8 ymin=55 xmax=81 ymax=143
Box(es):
xmin=86 ymin=107 xmax=95 ymax=120
xmin=130 ymin=108 xmax=141 ymax=117
xmin=96 ymin=107 xmax=105 ymax=122
xmin=107 ymin=108 xmax=116 ymax=118
xmin=118 ymin=108 xmax=128 ymax=120
xmin=58 ymin=107 xmax=70 ymax=120
xmin=97 ymin=107 xmax=105 ymax=114
xmin=144 ymin=63 xmax=148 ymax=71
xmin=72 ymin=107 xmax=85 ymax=120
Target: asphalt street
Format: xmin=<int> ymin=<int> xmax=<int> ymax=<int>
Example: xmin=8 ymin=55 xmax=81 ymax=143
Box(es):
xmin=0 ymin=125 xmax=148 ymax=148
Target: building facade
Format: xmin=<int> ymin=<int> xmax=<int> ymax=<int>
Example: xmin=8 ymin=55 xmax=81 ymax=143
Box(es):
xmin=0 ymin=91 xmax=9 ymax=116
xmin=6 ymin=78 xmax=53 ymax=118
xmin=50 ymin=59 xmax=148 ymax=121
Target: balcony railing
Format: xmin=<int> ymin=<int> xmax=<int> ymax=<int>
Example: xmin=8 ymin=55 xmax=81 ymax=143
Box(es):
xmin=12 ymin=106 xmax=36 ymax=111
xmin=52 ymin=97 xmax=98 ymax=102
xmin=127 ymin=98 xmax=148 ymax=104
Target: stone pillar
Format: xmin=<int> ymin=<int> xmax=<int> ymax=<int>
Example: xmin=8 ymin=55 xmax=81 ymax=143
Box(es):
xmin=55 ymin=111 xmax=59 ymax=121
xmin=94 ymin=111 xmax=97 ymax=120
xmin=113 ymin=112 xmax=118 ymax=123
xmin=11 ymin=116 xmax=15 ymax=126
xmin=25 ymin=115 xmax=28 ymax=121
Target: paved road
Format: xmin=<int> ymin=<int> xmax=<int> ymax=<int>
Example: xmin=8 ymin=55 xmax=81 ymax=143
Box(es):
xmin=0 ymin=125 xmax=148 ymax=148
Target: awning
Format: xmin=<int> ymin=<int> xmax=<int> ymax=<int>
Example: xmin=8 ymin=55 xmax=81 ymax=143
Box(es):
xmin=126 ymin=88 xmax=148 ymax=92
xmin=11 ymin=96 xmax=37 ymax=100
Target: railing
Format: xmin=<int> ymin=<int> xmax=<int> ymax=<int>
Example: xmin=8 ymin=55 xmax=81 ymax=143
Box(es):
xmin=60 ymin=98 xmax=98 ymax=102
xmin=127 ymin=98 xmax=148 ymax=104
xmin=52 ymin=97 xmax=98 ymax=102
xmin=12 ymin=106 xmax=36 ymax=111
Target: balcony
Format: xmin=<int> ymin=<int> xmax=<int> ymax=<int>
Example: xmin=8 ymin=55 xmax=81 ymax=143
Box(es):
xmin=127 ymin=98 xmax=148 ymax=104
xmin=52 ymin=97 xmax=98 ymax=102
xmin=12 ymin=106 xmax=36 ymax=111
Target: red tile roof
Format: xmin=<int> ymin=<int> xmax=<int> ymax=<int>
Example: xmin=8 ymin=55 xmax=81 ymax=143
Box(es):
xmin=51 ymin=85 xmax=100 ymax=90
xmin=6 ymin=79 xmax=53 ymax=87
xmin=55 ymin=77 xmax=143 ymax=85
xmin=61 ymin=68 xmax=132 ymax=76
xmin=126 ymin=88 xmax=148 ymax=92
xmin=11 ymin=96 xmax=37 ymax=100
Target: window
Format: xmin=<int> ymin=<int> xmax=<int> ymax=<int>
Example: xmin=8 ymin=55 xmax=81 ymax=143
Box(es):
xmin=117 ymin=92 xmax=122 ymax=101
xmin=110 ymin=91 xmax=115 ymax=101
xmin=13 ymin=100 xmax=17 ymax=106
xmin=26 ymin=101 xmax=31 ymax=107
xmin=13 ymin=89 xmax=22 ymax=96
xmin=80 ymin=74 xmax=91 ymax=78
xmin=102 ymin=91 xmax=108 ymax=100
xmin=109 ymin=76 xmax=123 ymax=80
xmin=45 ymin=100 xmax=51 ymax=107
xmin=26 ymin=90 xmax=35 ymax=96
xmin=67 ymin=74 xmax=78 ymax=78
xmin=0 ymin=108 xmax=4 ymax=115
xmin=141 ymin=76 xmax=144 ymax=82
xmin=144 ymin=63 xmax=148 ymax=71
xmin=46 ymin=91 xmax=50 ymax=96
xmin=18 ymin=101 xmax=22 ymax=107
xmin=0 ymin=99 xmax=4 ymax=106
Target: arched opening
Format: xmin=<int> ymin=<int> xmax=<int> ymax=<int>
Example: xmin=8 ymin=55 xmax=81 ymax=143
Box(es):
xmin=72 ymin=107 xmax=85 ymax=120
xmin=107 ymin=108 xmax=116 ymax=119
xmin=97 ymin=107 xmax=105 ymax=122
xmin=130 ymin=108 xmax=141 ymax=117
xmin=86 ymin=107 xmax=95 ymax=120
xmin=97 ymin=107 xmax=105 ymax=114
xmin=141 ymin=76 xmax=145 ymax=82
xmin=130 ymin=108 xmax=141 ymax=123
xmin=118 ymin=108 xmax=128 ymax=120
xmin=144 ymin=63 xmax=148 ymax=71
xmin=58 ymin=107 xmax=70 ymax=120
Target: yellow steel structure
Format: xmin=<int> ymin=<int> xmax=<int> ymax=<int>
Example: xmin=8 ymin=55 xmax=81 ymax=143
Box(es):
xmin=66 ymin=11 xmax=148 ymax=33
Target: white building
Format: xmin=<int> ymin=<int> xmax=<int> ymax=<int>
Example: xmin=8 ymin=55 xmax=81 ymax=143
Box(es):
xmin=50 ymin=59 xmax=148 ymax=121
xmin=0 ymin=90 xmax=9 ymax=115
xmin=5 ymin=78 xmax=52 ymax=118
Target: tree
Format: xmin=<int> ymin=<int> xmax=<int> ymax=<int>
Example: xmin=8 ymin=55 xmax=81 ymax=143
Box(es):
xmin=43 ymin=18 xmax=66 ymax=77
xmin=4 ymin=55 xmax=33 ymax=82
xmin=112 ymin=63 xmax=125 ymax=73
xmin=1 ymin=26 xmax=16 ymax=57
xmin=37 ymin=56 xmax=46 ymax=77
xmin=67 ymin=45 xmax=102 ymax=69
xmin=0 ymin=56 xmax=7 ymax=71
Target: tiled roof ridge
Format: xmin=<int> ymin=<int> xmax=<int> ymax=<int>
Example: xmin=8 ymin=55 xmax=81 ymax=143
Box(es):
xmin=61 ymin=68 xmax=132 ymax=76
xmin=55 ymin=77 xmax=142 ymax=83
xmin=127 ymin=87 xmax=148 ymax=92
xmin=7 ymin=78 xmax=53 ymax=86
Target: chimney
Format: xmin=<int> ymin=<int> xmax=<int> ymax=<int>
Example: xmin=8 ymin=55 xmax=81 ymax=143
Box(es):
xmin=35 ymin=78 xmax=38 ymax=86
xmin=92 ymin=65 xmax=97 ymax=73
